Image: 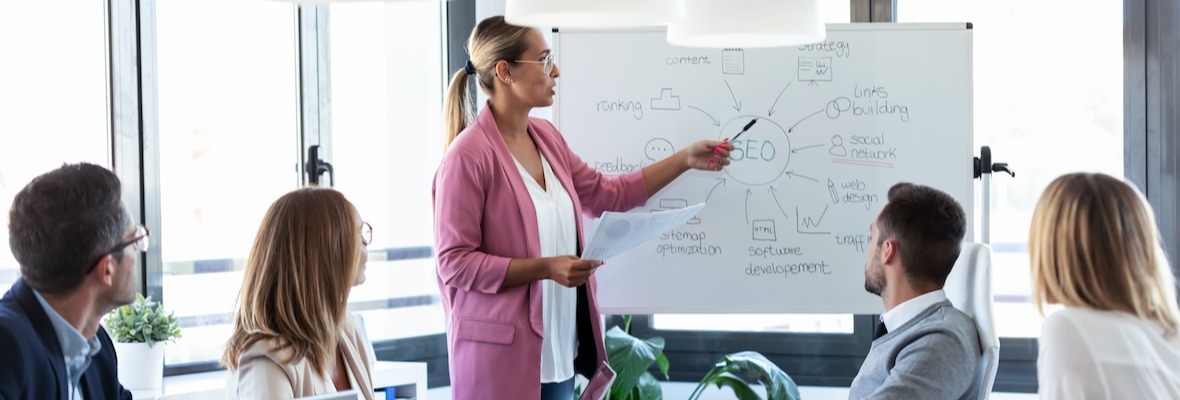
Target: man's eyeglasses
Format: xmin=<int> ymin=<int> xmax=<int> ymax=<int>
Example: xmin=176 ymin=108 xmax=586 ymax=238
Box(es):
xmin=112 ymin=225 xmax=150 ymax=254
xmin=513 ymin=53 xmax=557 ymax=75
xmin=361 ymin=221 xmax=373 ymax=247
xmin=86 ymin=225 xmax=149 ymax=274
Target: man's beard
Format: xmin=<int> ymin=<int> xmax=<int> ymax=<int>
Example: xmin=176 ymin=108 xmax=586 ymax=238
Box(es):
xmin=864 ymin=256 xmax=885 ymax=295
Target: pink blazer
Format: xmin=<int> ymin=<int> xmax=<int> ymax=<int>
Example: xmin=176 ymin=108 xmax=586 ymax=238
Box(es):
xmin=433 ymin=104 xmax=647 ymax=400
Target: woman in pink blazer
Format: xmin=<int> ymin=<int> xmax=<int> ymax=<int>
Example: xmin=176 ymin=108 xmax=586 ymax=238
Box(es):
xmin=433 ymin=16 xmax=733 ymax=400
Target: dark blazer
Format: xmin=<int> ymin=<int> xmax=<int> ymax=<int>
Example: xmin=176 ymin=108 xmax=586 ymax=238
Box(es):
xmin=0 ymin=278 xmax=132 ymax=400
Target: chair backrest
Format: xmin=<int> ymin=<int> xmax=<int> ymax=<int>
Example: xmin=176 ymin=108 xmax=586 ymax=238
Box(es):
xmin=943 ymin=242 xmax=1000 ymax=400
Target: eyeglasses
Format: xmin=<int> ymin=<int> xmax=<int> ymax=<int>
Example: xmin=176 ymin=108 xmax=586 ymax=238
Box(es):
xmin=361 ymin=221 xmax=373 ymax=246
xmin=112 ymin=225 xmax=150 ymax=254
xmin=86 ymin=225 xmax=149 ymax=273
xmin=513 ymin=53 xmax=557 ymax=75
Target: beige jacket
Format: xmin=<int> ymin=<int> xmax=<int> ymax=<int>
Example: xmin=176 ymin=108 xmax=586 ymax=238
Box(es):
xmin=227 ymin=314 xmax=377 ymax=399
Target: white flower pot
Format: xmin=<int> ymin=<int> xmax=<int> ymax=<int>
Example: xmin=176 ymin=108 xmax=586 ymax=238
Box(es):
xmin=113 ymin=342 xmax=165 ymax=399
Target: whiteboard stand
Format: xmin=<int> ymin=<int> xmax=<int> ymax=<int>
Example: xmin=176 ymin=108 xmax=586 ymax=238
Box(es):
xmin=974 ymin=146 xmax=1015 ymax=244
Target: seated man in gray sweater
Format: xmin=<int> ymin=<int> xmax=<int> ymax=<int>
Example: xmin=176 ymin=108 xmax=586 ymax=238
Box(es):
xmin=848 ymin=182 xmax=982 ymax=400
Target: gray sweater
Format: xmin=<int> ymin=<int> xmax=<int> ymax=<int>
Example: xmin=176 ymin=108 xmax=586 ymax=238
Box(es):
xmin=848 ymin=300 xmax=981 ymax=400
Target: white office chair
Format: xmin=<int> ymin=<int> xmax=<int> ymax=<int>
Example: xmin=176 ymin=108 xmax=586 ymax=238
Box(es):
xmin=943 ymin=242 xmax=1000 ymax=400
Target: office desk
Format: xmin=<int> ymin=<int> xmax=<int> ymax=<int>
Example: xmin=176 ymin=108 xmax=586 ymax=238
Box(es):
xmin=145 ymin=361 xmax=428 ymax=400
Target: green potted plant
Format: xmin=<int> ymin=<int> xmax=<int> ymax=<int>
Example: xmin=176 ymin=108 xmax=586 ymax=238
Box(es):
xmin=104 ymin=293 xmax=181 ymax=398
xmin=603 ymin=316 xmax=669 ymax=399
xmin=688 ymin=351 xmax=801 ymax=400
xmin=600 ymin=316 xmax=800 ymax=400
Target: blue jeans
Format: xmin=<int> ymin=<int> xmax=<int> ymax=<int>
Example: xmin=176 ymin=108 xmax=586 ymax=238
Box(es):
xmin=541 ymin=377 xmax=575 ymax=400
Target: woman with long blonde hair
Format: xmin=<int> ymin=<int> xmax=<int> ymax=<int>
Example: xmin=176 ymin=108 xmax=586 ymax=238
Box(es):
xmin=221 ymin=187 xmax=375 ymax=399
xmin=1030 ymin=173 xmax=1180 ymax=399
xmin=434 ymin=15 xmax=733 ymax=400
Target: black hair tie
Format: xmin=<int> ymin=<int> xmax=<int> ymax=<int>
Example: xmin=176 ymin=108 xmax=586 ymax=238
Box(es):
xmin=464 ymin=60 xmax=476 ymax=75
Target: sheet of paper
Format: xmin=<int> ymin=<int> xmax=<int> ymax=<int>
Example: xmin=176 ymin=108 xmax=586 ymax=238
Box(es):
xmin=582 ymin=203 xmax=705 ymax=261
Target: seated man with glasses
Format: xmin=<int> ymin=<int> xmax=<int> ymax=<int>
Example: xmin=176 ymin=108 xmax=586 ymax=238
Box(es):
xmin=0 ymin=163 xmax=139 ymax=400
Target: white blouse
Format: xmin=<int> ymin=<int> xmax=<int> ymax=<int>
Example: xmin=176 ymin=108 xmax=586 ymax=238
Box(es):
xmin=1039 ymin=307 xmax=1180 ymax=399
xmin=513 ymin=153 xmax=579 ymax=384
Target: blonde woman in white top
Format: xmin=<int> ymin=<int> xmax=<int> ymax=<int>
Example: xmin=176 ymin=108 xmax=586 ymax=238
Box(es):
xmin=1030 ymin=173 xmax=1180 ymax=399
xmin=221 ymin=188 xmax=376 ymax=399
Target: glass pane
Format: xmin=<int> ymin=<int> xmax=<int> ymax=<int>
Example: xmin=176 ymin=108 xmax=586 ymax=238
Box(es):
xmin=898 ymin=0 xmax=1123 ymax=337
xmin=0 ymin=1 xmax=109 ymax=290
xmin=819 ymin=0 xmax=852 ymax=23
xmin=156 ymin=0 xmax=299 ymax=365
xmin=329 ymin=0 xmax=447 ymax=341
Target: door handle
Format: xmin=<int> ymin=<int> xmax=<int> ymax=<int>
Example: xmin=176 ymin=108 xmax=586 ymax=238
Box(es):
xmin=305 ymin=145 xmax=334 ymax=186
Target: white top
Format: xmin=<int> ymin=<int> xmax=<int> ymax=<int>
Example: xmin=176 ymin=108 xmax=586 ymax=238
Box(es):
xmin=881 ymin=289 xmax=947 ymax=332
xmin=1038 ymin=307 xmax=1180 ymax=399
xmin=514 ymin=153 xmax=578 ymax=383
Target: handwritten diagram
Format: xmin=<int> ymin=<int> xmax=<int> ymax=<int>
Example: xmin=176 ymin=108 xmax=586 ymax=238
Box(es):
xmin=555 ymin=26 xmax=974 ymax=314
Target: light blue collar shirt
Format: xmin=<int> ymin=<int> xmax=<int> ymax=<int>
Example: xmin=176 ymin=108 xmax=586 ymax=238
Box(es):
xmin=33 ymin=290 xmax=102 ymax=400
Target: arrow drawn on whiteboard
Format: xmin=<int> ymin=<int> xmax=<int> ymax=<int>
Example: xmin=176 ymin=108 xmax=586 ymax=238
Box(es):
xmin=808 ymin=80 xmax=820 ymax=87
xmin=767 ymin=82 xmax=791 ymax=116
xmin=744 ymin=189 xmax=753 ymax=224
xmin=687 ymin=106 xmax=721 ymax=126
xmin=784 ymin=171 xmax=819 ymax=183
xmin=769 ymin=186 xmax=790 ymax=219
xmin=791 ymin=144 xmax=824 ymax=154
xmin=725 ymin=80 xmax=742 ymax=111
xmin=788 ymin=109 xmax=825 ymax=132
xmin=704 ymin=178 xmax=727 ymax=203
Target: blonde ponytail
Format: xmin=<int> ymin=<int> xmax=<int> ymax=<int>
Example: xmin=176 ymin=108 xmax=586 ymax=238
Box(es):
xmin=441 ymin=16 xmax=534 ymax=148
xmin=443 ymin=68 xmax=473 ymax=148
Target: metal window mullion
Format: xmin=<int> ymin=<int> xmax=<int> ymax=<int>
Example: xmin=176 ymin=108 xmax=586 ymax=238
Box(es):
xmin=852 ymin=0 xmax=895 ymax=22
xmin=297 ymin=4 xmax=333 ymax=186
xmin=110 ymin=0 xmax=164 ymax=301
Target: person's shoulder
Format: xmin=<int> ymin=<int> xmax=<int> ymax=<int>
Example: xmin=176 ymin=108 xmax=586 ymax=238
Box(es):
xmin=0 ymin=297 xmax=35 ymax=341
xmin=1042 ymin=307 xmax=1121 ymax=337
xmin=528 ymin=117 xmax=564 ymax=143
xmin=236 ymin=337 xmax=292 ymax=367
xmin=910 ymin=302 xmax=979 ymax=344
xmin=341 ymin=313 xmax=364 ymax=340
xmin=934 ymin=301 xmax=977 ymax=325
xmin=450 ymin=122 xmax=494 ymax=151
xmin=0 ymin=297 xmax=37 ymax=380
xmin=528 ymin=116 xmax=558 ymax=133
xmin=445 ymin=127 xmax=497 ymax=166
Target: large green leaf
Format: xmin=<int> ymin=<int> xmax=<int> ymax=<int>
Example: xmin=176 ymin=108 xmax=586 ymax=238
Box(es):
xmin=721 ymin=351 xmax=800 ymax=400
xmin=632 ymin=372 xmax=663 ymax=400
xmin=708 ymin=372 xmax=763 ymax=400
xmin=655 ymin=352 xmax=670 ymax=379
xmin=605 ymin=326 xmax=666 ymax=398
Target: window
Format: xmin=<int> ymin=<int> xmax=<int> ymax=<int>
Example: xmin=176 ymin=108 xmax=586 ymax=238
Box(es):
xmin=652 ymin=0 xmax=855 ymax=334
xmin=0 ymin=1 xmax=110 ymax=291
xmin=327 ymin=0 xmax=447 ymax=341
xmin=155 ymin=0 xmax=300 ymax=365
xmin=898 ymin=0 xmax=1123 ymax=338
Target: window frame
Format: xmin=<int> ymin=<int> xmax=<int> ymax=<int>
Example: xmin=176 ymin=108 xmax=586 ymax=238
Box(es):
xmin=108 ymin=0 xmax=456 ymax=379
xmin=96 ymin=0 xmax=1171 ymax=392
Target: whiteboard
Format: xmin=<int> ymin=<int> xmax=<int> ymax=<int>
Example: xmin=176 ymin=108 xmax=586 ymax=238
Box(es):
xmin=554 ymin=24 xmax=974 ymax=314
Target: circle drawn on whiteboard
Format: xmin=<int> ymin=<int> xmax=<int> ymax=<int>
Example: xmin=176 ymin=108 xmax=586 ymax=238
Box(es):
xmin=719 ymin=115 xmax=791 ymax=186
xmin=605 ymin=220 xmax=632 ymax=239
